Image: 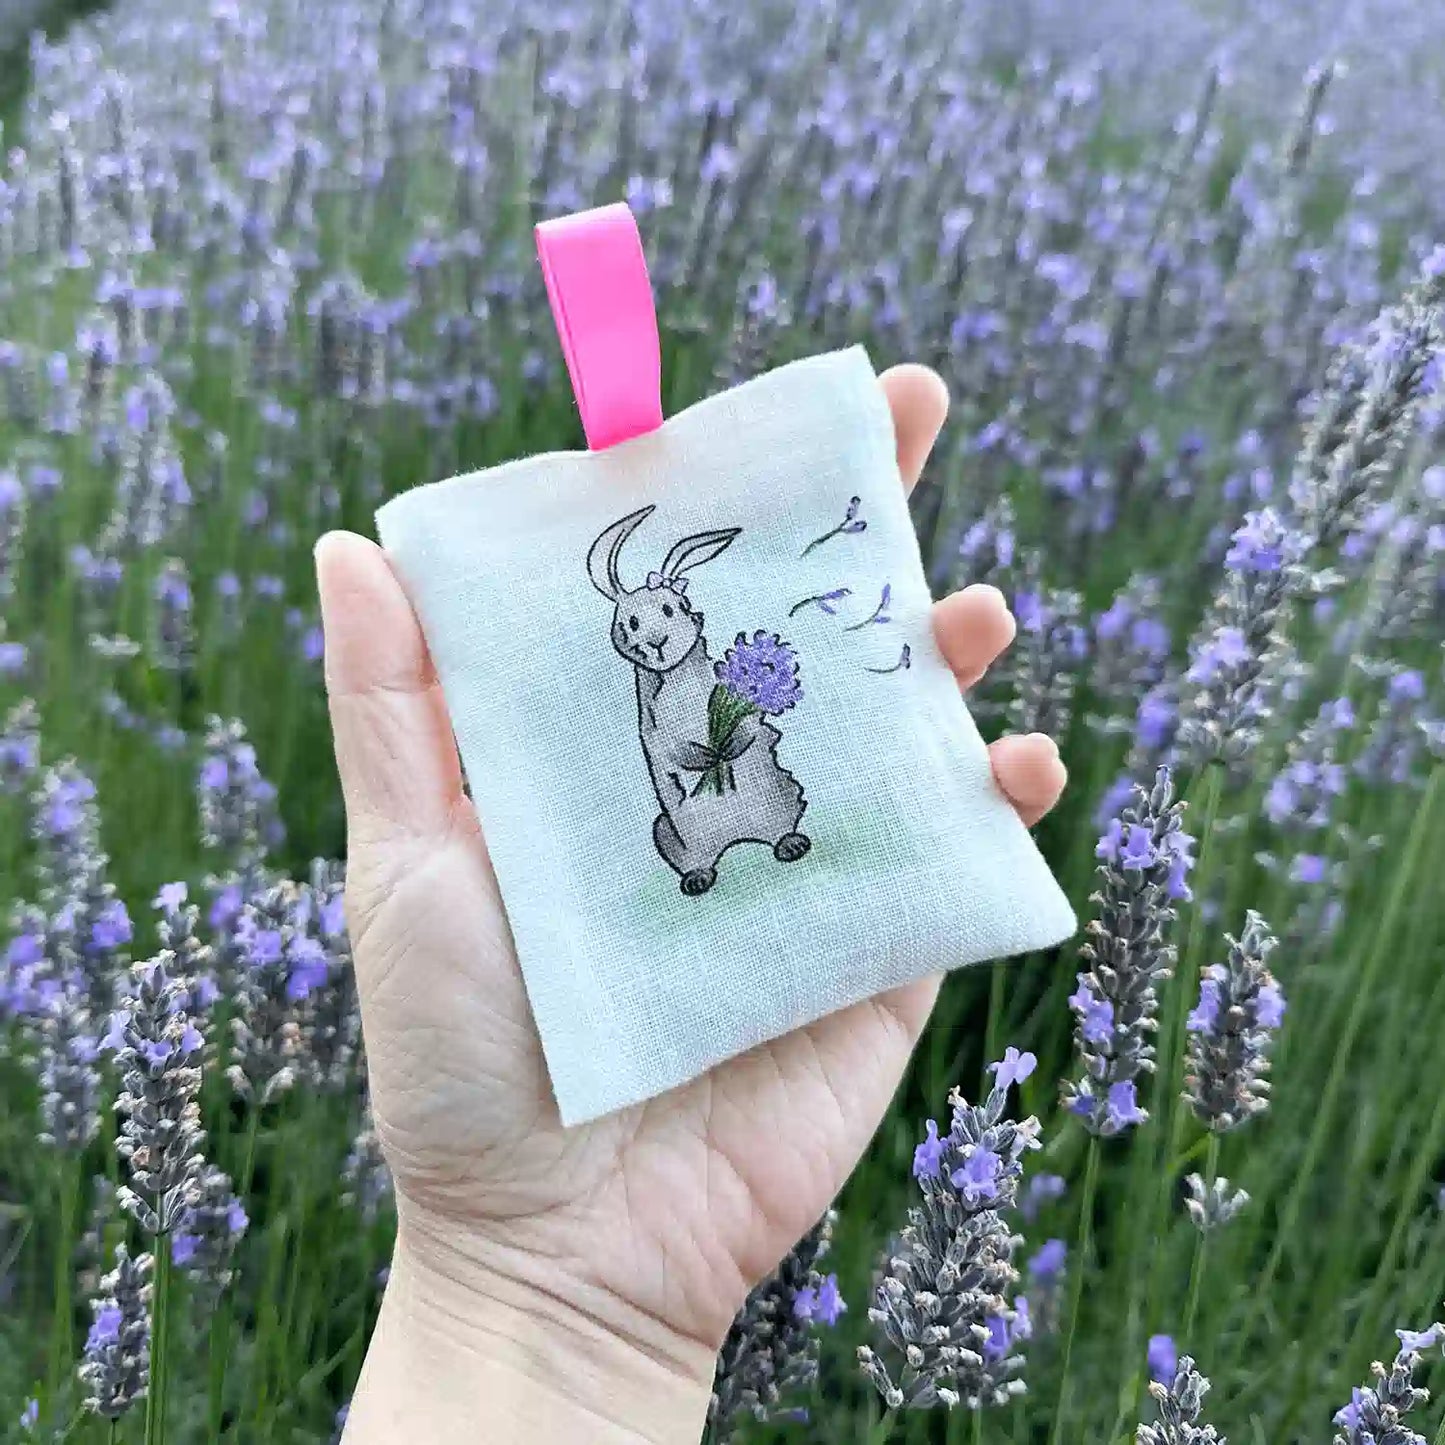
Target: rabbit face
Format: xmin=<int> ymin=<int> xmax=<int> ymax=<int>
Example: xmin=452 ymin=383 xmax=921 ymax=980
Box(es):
xmin=610 ymin=584 xmax=703 ymax=673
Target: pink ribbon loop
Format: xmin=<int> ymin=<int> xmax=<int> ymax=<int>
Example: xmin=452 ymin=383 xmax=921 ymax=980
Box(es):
xmin=535 ymin=202 xmax=663 ymax=451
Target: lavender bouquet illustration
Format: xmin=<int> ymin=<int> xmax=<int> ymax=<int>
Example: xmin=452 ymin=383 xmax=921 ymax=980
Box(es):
xmin=694 ymin=632 xmax=803 ymax=796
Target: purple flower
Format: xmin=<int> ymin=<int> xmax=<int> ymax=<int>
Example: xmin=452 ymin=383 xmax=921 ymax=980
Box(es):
xmin=199 ymin=757 xmax=229 ymax=791
xmin=86 ymin=1303 xmax=123 ymax=1352
xmin=1147 ymin=1333 xmax=1177 ymax=1384
xmin=1256 ymin=982 xmax=1286 ymax=1029
xmin=982 ymin=1314 xmax=1010 ymax=1361
xmin=1390 ymin=670 xmax=1427 ymax=703
xmin=1334 ymin=1387 xmax=1365 ymax=1429
xmin=319 ymin=892 xmax=347 ymax=938
xmin=153 ymin=882 xmax=188 ymax=914
xmin=714 ymin=632 xmax=802 ymax=716
xmin=1095 ymin=818 xmax=1124 ymax=862
xmin=171 ymin=1233 xmax=201 ymax=1266
xmin=141 ymin=1039 xmax=173 ymax=1069
xmin=98 ymin=1011 xmax=128 ymax=1054
xmin=7 ymin=930 xmax=44 ymax=969
xmin=1028 ymin=1239 xmax=1067 ymax=1280
xmin=793 ymin=1273 xmax=846 ymax=1326
xmin=1021 ymin=1174 xmax=1066 ymax=1221
xmin=988 ymin=1047 xmax=1037 ymax=1091
xmin=90 ymin=900 xmax=133 ymax=952
xmin=1186 ymin=625 xmax=1251 ymax=683
xmin=912 ymin=1119 xmax=944 ymax=1180
xmin=950 ymin=1145 xmax=1003 ymax=1206
xmin=209 ymin=883 xmax=243 ymax=932
xmin=245 ymin=928 xmax=284 ymax=968
xmin=1225 ymin=509 xmax=1295 ymax=574
xmin=1162 ymin=831 xmax=1196 ymax=900
xmin=1071 ymin=978 xmax=1115 ymax=1045
xmin=1396 ymin=1324 xmax=1445 ymax=1355
xmin=226 ymin=1199 xmax=249 ymax=1235
xmin=1106 ymin=1081 xmax=1144 ymax=1131
xmin=1135 ymin=691 xmax=1177 ymax=752
xmin=1119 ymin=825 xmax=1159 ymax=870
xmin=285 ymin=936 xmax=330 ymax=1000
xmin=1187 ymin=978 xmax=1221 ymax=1034
xmin=1292 ymin=854 xmax=1328 ymax=885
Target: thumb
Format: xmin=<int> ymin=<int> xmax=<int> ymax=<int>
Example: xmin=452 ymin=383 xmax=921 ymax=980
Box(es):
xmin=315 ymin=531 xmax=467 ymax=855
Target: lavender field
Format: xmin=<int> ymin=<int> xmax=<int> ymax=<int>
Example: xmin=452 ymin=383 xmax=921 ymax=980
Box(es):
xmin=0 ymin=0 xmax=1442 ymax=1440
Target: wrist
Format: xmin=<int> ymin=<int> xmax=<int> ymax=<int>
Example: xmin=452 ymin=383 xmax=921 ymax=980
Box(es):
xmin=343 ymin=1208 xmax=716 ymax=1444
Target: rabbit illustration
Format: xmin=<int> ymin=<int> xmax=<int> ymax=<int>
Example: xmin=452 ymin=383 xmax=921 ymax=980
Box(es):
xmin=587 ymin=505 xmax=810 ymax=896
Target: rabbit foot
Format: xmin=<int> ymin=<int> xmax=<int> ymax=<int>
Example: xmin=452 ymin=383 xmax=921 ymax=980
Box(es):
xmin=680 ymin=867 xmax=718 ymax=896
xmin=774 ymin=832 xmax=811 ymax=863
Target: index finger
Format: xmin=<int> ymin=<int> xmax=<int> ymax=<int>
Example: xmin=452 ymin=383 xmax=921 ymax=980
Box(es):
xmin=880 ymin=364 xmax=949 ymax=492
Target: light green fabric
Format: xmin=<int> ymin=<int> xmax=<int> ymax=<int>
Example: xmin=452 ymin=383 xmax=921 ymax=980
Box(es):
xmin=377 ymin=347 xmax=1075 ymax=1125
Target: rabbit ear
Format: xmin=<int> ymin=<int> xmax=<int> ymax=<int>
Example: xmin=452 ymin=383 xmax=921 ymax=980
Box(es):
xmin=661 ymin=527 xmax=741 ymax=580
xmin=587 ymin=505 xmax=655 ymax=600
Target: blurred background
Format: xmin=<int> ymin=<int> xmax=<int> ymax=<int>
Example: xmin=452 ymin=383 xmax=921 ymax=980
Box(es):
xmin=0 ymin=0 xmax=1441 ymax=1440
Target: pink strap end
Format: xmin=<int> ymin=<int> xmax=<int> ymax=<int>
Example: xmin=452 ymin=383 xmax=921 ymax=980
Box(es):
xmin=535 ymin=202 xmax=663 ymax=451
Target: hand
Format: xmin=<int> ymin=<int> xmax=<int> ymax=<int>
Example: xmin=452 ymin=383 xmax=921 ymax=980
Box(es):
xmin=318 ymin=366 xmax=1067 ymax=1443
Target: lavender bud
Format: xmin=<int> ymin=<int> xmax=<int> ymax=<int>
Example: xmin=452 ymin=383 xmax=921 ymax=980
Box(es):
xmin=197 ymin=717 xmax=281 ymax=877
xmin=36 ymin=984 xmax=102 ymax=1152
xmin=1005 ymin=577 xmax=1086 ymax=739
xmin=78 ymin=1243 xmax=151 ymax=1420
xmin=711 ymin=1210 xmax=839 ymax=1434
xmin=1184 ymin=1174 xmax=1250 ymax=1233
xmin=151 ymin=558 xmax=193 ymax=671
xmin=226 ymin=879 xmax=309 ymax=1105
xmin=1063 ymin=767 xmax=1194 ymax=1135
xmin=0 ymin=698 xmax=40 ymax=793
xmin=1137 ymin=1355 xmax=1222 ymax=1444
xmin=1184 ymin=912 xmax=1283 ymax=1132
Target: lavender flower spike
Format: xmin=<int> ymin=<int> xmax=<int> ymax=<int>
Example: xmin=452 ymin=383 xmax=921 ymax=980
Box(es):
xmin=1184 ymin=911 xmax=1283 ymax=1133
xmin=859 ymin=1054 xmax=1040 ymax=1410
xmin=78 ymin=1243 xmax=151 ymax=1420
xmin=109 ymin=953 xmax=207 ymax=1235
xmin=1063 ymin=767 xmax=1194 ymax=1135
xmin=171 ymin=1163 xmax=248 ymax=1302
xmin=1177 ymin=508 xmax=1303 ymax=768
xmin=1137 ymin=1355 xmax=1222 ymax=1445
xmin=710 ymin=1210 xmax=838 ymax=1434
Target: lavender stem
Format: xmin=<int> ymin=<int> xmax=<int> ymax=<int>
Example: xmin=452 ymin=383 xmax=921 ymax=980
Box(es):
xmin=1048 ymin=1134 xmax=1100 ymax=1445
xmin=1182 ymin=1132 xmax=1220 ymax=1338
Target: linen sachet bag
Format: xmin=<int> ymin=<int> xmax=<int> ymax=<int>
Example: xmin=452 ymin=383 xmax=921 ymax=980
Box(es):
xmin=376 ymin=204 xmax=1075 ymax=1125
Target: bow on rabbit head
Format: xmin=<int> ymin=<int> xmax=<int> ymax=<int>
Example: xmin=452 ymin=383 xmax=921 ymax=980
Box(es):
xmin=587 ymin=505 xmax=740 ymax=674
